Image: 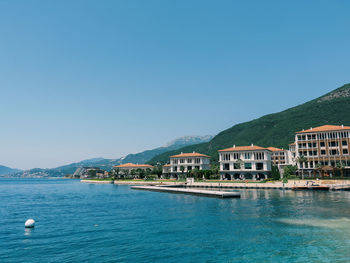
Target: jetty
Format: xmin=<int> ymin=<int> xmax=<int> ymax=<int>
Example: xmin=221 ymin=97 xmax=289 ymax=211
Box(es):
xmin=131 ymin=185 xmax=240 ymax=198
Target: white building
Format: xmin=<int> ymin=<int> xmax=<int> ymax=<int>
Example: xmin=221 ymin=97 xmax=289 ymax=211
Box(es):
xmin=113 ymin=163 xmax=154 ymax=175
xmin=218 ymin=145 xmax=272 ymax=180
xmin=288 ymin=142 xmax=297 ymax=163
xmin=169 ymin=152 xmax=210 ymax=178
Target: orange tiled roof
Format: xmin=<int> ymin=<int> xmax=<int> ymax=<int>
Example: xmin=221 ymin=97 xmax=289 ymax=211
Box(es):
xmin=266 ymin=147 xmax=284 ymax=152
xmin=296 ymin=125 xmax=350 ymax=133
xmin=218 ymin=145 xmax=269 ymax=152
xmin=170 ymin=152 xmax=210 ymax=158
xmin=114 ymin=163 xmax=154 ymax=168
xmin=288 ymin=142 xmax=296 ymax=146
xmin=163 ymin=164 xmax=171 ymax=167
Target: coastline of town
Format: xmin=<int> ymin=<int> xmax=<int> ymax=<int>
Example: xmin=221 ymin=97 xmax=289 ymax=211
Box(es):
xmin=78 ymin=124 xmax=350 ymax=191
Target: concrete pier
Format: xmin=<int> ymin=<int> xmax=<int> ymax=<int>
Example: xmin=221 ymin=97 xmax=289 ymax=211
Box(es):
xmin=81 ymin=180 xmax=113 ymax=184
xmin=131 ymin=185 xmax=240 ymax=198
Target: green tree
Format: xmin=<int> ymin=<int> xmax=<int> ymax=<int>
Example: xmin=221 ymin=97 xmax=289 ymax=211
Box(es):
xmin=123 ymin=169 xmax=129 ymax=179
xmin=189 ymin=168 xmax=197 ymax=179
xmin=210 ymin=164 xmax=219 ymax=177
xmin=152 ymin=166 xmax=162 ymax=177
xmin=130 ymin=169 xmax=137 ymax=179
xmin=336 ymin=162 xmax=345 ymax=177
xmin=108 ymin=170 xmax=115 ymax=180
xmin=283 ymin=165 xmax=297 ymax=179
xmin=87 ymin=169 xmax=96 ymax=178
xmin=271 ymin=165 xmax=280 ymax=180
xmin=235 ymin=159 xmax=243 ymax=169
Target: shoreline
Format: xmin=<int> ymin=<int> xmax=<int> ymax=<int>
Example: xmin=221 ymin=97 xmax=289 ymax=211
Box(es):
xmin=80 ymin=179 xmax=350 ymax=190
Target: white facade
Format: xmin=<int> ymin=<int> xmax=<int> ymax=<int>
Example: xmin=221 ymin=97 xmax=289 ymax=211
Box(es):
xmin=169 ymin=152 xmax=210 ymax=177
xmin=218 ymin=145 xmax=272 ymax=180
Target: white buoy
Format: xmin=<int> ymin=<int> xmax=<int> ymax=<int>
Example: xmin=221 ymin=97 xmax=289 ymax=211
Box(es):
xmin=25 ymin=219 xmax=35 ymax=228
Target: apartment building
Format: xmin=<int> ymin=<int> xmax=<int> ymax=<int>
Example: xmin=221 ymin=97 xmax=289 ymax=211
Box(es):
xmin=169 ymin=152 xmax=210 ymax=177
xmin=295 ymin=125 xmax=350 ymax=177
xmin=218 ymin=144 xmax=272 ymax=180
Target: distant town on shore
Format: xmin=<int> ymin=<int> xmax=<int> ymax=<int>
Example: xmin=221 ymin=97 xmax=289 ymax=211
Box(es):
xmin=75 ymin=124 xmax=350 ymax=181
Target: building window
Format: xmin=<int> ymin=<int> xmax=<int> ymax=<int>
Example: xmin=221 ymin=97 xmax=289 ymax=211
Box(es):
xmin=223 ymin=163 xmax=230 ymax=171
xmin=234 ymin=163 xmax=241 ymax=169
xmin=195 ymin=158 xmax=200 ymax=164
xmin=329 ymin=141 xmax=338 ymax=147
xmin=222 ymin=154 xmax=230 ymax=161
xmin=180 ymin=159 xmax=185 ymax=163
xmin=195 ymin=166 xmax=200 ymax=170
xmin=245 ymin=163 xmax=252 ymax=169
xmin=342 ymin=141 xmax=348 ymax=146
xmin=188 ymin=166 xmax=192 ymax=171
xmin=173 ymin=166 xmax=178 ymax=172
xmin=233 ymin=153 xmax=240 ymax=159
xmin=256 ymin=163 xmax=264 ymax=170
xmin=320 ymin=150 xmax=326 ymax=155
xmin=329 ymin=149 xmax=338 ymax=155
xmin=343 ymin=149 xmax=349 ymax=155
xmin=255 ymin=152 xmax=264 ymax=160
xmin=320 ymin=142 xmax=325 ymax=147
xmin=244 ymin=153 xmax=251 ymax=159
xmin=187 ymin=159 xmax=192 ymax=163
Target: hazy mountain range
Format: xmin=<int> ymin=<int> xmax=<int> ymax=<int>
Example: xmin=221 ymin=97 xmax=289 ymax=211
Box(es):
xmin=1 ymin=135 xmax=213 ymax=177
xmin=3 ymin=83 xmax=350 ymax=177
xmin=0 ymin=165 xmax=21 ymax=176
xmin=148 ymin=83 xmax=350 ymax=164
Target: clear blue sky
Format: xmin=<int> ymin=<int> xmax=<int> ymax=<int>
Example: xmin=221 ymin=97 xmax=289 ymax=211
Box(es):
xmin=1 ymin=0 xmax=350 ymax=169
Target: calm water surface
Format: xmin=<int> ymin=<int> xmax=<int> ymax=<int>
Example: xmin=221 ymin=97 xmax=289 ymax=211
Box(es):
xmin=1 ymin=179 xmax=350 ymax=262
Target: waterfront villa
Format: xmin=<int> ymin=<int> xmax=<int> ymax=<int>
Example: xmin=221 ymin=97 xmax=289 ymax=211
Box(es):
xmin=74 ymin=167 xmax=108 ymax=179
xmin=169 ymin=152 xmax=210 ymax=178
xmin=218 ymin=145 xmax=272 ymax=180
xmin=113 ymin=163 xmax=154 ymax=175
xmin=162 ymin=164 xmax=171 ymax=176
xmin=295 ymin=124 xmax=350 ymax=177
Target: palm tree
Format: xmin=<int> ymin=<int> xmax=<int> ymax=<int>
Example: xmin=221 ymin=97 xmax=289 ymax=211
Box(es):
xmin=296 ymin=155 xmax=307 ymax=179
xmin=336 ymin=162 xmax=345 ymax=178
xmin=180 ymin=166 xmax=185 ymax=180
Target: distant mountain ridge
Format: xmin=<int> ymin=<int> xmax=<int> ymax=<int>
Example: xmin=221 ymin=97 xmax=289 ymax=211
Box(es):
xmin=6 ymin=135 xmax=212 ymax=177
xmin=0 ymin=165 xmax=21 ymax=176
xmin=148 ymin=83 xmax=350 ymax=164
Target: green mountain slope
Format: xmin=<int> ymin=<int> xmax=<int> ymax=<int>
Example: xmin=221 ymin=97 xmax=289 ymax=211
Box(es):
xmin=0 ymin=165 xmax=21 ymax=175
xmin=148 ymin=83 xmax=350 ymax=164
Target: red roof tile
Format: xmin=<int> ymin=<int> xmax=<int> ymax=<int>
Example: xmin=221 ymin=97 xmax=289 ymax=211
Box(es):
xmin=296 ymin=125 xmax=350 ymax=133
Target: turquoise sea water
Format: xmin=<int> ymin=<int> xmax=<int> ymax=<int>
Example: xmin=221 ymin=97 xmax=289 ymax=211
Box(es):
xmin=1 ymin=179 xmax=350 ymax=262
